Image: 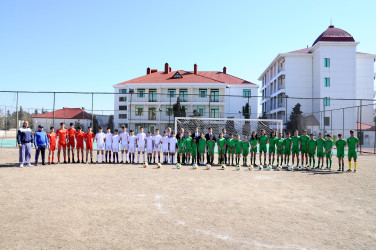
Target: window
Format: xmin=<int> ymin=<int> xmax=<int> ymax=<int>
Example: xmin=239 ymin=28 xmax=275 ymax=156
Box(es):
xmin=324 ymin=97 xmax=330 ymax=106
xmin=119 ymin=114 xmax=127 ymax=119
xmin=243 ymin=89 xmax=251 ymax=98
xmin=179 ymin=89 xmax=188 ymax=102
xmin=168 ymin=89 xmax=176 ymax=98
xmin=172 ymin=71 xmax=183 ymax=78
xmin=210 ymin=106 xmax=219 ymax=118
xmin=324 ymin=58 xmax=330 ymax=67
xmin=197 ymin=106 xmax=205 ymax=116
xmin=166 ymin=105 xmax=173 ymax=116
xmin=324 ymin=78 xmax=330 ymax=87
xmin=119 ymin=96 xmax=127 ymax=102
xmin=149 ymin=89 xmax=157 ymax=102
xmin=119 ymin=105 xmax=127 ymax=111
xmin=119 ymin=89 xmax=127 ymax=94
xmin=135 ymin=106 xmax=144 ymax=116
xmin=199 ymin=89 xmax=207 ymax=98
xmin=137 ymin=89 xmax=145 ymax=97
xmin=210 ymin=89 xmax=219 ymax=102
xmin=119 ymin=123 xmax=128 ymax=128
xmin=148 ymin=107 xmax=157 ymax=120
xmin=324 ymin=117 xmax=330 ymax=126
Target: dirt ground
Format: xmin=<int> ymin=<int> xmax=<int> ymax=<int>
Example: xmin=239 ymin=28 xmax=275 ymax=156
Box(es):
xmin=0 ymin=148 xmax=375 ymax=249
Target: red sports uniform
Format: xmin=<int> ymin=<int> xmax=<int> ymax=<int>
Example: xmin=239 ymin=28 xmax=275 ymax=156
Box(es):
xmin=56 ymin=129 xmax=68 ymax=149
xmin=67 ymin=128 xmax=76 ymax=148
xmin=76 ymin=131 xmax=85 ymax=150
xmin=47 ymin=132 xmax=57 ymax=151
xmin=85 ymin=132 xmax=94 ymax=150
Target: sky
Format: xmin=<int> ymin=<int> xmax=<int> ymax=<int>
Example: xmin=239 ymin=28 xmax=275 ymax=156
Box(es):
xmin=0 ymin=0 xmax=375 ymax=113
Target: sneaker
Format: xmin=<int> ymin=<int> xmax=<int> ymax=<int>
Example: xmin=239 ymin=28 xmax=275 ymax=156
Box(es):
xmin=346 ymin=169 xmax=352 ymax=172
xmin=27 ymin=164 xmax=33 ymax=167
xmin=68 ymin=159 xmax=70 ymax=163
xmin=19 ymin=164 xmax=24 ymax=168
xmin=354 ymin=170 xmax=357 ymax=173
xmin=86 ymin=161 xmax=89 ymax=164
xmin=102 ymin=161 xmax=105 ymax=164
xmin=35 ymin=163 xmax=39 ymax=166
xmin=51 ymin=162 xmax=55 ymax=165
xmin=338 ymin=168 xmax=341 ymax=171
xmin=64 ymin=161 xmax=67 ymax=164
xmin=42 ymin=163 xmax=46 ymax=166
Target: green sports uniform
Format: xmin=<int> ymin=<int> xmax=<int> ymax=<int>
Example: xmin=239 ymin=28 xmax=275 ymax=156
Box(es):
xmin=268 ymin=136 xmax=276 ymax=153
xmin=284 ymin=138 xmax=292 ymax=155
xmin=258 ymin=135 xmax=268 ymax=153
xmin=207 ymin=140 xmax=216 ymax=155
xmin=316 ymin=138 xmax=325 ymax=157
xmin=242 ymin=141 xmax=250 ymax=156
xmin=191 ymin=141 xmax=197 ymax=157
xmin=347 ymin=136 xmax=360 ymax=159
xmin=308 ymin=139 xmax=317 ymax=157
xmin=227 ymin=138 xmax=236 ymax=154
xmin=185 ymin=137 xmax=192 ymax=153
xmin=235 ymin=140 xmax=242 ymax=154
xmin=335 ymin=139 xmax=346 ymax=158
xmin=300 ymin=135 xmax=310 ymax=154
xmin=276 ymin=138 xmax=284 ymax=155
xmin=217 ymin=138 xmax=227 ymax=155
xmin=249 ymin=138 xmax=258 ymax=153
xmin=291 ymin=136 xmax=300 ymax=154
xmin=177 ymin=138 xmax=185 ymax=154
xmin=198 ymin=138 xmax=206 ymax=154
xmin=324 ymin=139 xmax=334 ymax=158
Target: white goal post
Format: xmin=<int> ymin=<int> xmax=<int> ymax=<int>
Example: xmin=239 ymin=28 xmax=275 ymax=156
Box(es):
xmin=175 ymin=117 xmax=283 ymax=138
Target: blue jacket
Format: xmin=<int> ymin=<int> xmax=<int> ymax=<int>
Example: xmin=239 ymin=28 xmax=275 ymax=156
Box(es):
xmin=34 ymin=130 xmax=48 ymax=147
xmin=17 ymin=127 xmax=34 ymax=144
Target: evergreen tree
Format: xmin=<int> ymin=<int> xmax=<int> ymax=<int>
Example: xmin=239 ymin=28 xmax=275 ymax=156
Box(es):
xmin=107 ymin=115 xmax=114 ymax=131
xmin=173 ymin=97 xmax=186 ymax=118
xmin=286 ymin=103 xmax=306 ymax=134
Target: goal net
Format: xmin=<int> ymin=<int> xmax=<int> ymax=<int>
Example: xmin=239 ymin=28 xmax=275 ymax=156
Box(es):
xmin=175 ymin=117 xmax=283 ymax=138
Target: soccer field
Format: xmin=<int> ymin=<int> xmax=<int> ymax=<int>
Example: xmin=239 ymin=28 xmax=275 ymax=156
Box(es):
xmin=0 ymin=148 xmax=375 ymax=249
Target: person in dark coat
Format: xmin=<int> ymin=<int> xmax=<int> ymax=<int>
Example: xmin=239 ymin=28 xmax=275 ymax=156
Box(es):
xmin=222 ymin=128 xmax=229 ymax=164
xmin=192 ymin=127 xmax=201 ymax=163
xmin=205 ymin=128 xmax=217 ymax=164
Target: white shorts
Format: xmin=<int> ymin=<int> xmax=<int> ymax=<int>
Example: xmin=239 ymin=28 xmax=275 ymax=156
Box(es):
xmin=105 ymin=143 xmax=112 ymax=151
xmin=162 ymin=145 xmax=169 ymax=153
xmin=97 ymin=144 xmax=105 ymax=151
xmin=121 ymin=144 xmax=129 ymax=151
xmin=112 ymin=145 xmax=119 ymax=153
xmin=146 ymin=147 xmax=153 ymax=154
xmin=137 ymin=146 xmax=145 ymax=152
xmin=153 ymin=144 xmax=161 ymax=152
xmin=169 ymin=149 xmax=176 ymax=154
xmin=129 ymin=145 xmax=135 ymax=153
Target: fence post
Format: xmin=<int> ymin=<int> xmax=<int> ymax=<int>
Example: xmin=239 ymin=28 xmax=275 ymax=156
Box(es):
xmin=323 ymin=97 xmax=325 ymax=134
xmin=285 ymin=96 xmax=288 ymax=127
xmin=342 ymin=108 xmax=345 ymax=137
xmin=16 ymin=92 xmax=19 ymax=146
xmin=91 ymin=93 xmax=94 ymax=129
xmin=129 ymin=92 xmax=133 ymax=129
xmin=330 ymin=110 xmax=332 ymax=134
xmin=359 ymin=100 xmax=362 ymax=153
xmin=169 ymin=94 xmax=171 ymax=125
xmin=53 ymin=92 xmax=56 ymax=127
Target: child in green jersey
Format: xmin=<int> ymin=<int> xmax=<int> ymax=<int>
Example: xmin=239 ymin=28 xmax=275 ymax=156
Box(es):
xmin=276 ymin=133 xmax=284 ymax=166
xmin=207 ymin=135 xmax=215 ymax=165
xmin=177 ymin=133 xmax=185 ymax=164
xmin=268 ymin=131 xmax=276 ymax=165
xmin=198 ymin=133 xmax=206 ymax=165
xmin=307 ymin=134 xmax=317 ymax=168
xmin=217 ymin=133 xmax=227 ymax=165
xmin=324 ymin=134 xmax=334 ymax=170
xmin=300 ymin=130 xmax=310 ymax=166
xmin=291 ymin=130 xmax=300 ymax=167
xmin=249 ymin=131 xmax=258 ymax=166
xmin=242 ymin=136 xmax=250 ymax=166
xmin=185 ymin=132 xmax=192 ymax=165
xmin=235 ymin=134 xmax=242 ymax=165
xmin=259 ymin=129 xmax=268 ymax=165
xmin=347 ymin=130 xmax=360 ymax=173
xmin=284 ymin=132 xmax=292 ymax=166
xmin=227 ymin=133 xmax=236 ymax=166
xmin=191 ymin=137 xmax=198 ymax=164
xmin=335 ymin=134 xmax=346 ymax=171
xmin=316 ymin=133 xmax=325 ymax=169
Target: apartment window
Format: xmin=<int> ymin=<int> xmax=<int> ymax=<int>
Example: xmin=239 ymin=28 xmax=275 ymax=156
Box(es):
xmin=119 ymin=123 xmax=128 ymax=128
xmin=119 ymin=114 xmax=127 ymax=119
xmin=149 ymin=89 xmax=157 ymax=102
xmin=324 ymin=58 xmax=330 ymax=67
xmin=199 ymin=89 xmax=207 ymax=98
xmin=172 ymin=72 xmax=183 ymax=78
xmin=137 ymin=89 xmax=145 ymax=97
xmin=166 ymin=105 xmax=173 ymax=116
xmin=197 ymin=106 xmax=205 ymax=116
xmin=168 ymin=89 xmax=176 ymax=98
xmin=210 ymin=106 xmax=219 ymax=118
xmin=135 ymin=106 xmax=144 ymax=116
xmin=324 ymin=117 xmax=330 ymax=126
xmin=324 ymin=97 xmax=330 ymax=106
xmin=243 ymin=89 xmax=251 ymax=98
xmin=210 ymin=89 xmax=219 ymax=102
xmin=148 ymin=106 xmax=157 ymax=120
xmin=119 ymin=105 xmax=127 ymax=111
xmin=179 ymin=89 xmax=188 ymax=102
xmin=324 ymin=78 xmax=330 ymax=87
xmin=119 ymin=97 xmax=127 ymax=102
xmin=119 ymin=89 xmax=127 ymax=94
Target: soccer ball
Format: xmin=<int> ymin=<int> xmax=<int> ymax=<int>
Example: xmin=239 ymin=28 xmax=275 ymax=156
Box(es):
xmin=206 ymin=164 xmax=211 ymax=170
xmin=143 ymin=162 xmax=148 ymax=168
xmin=288 ymin=165 xmax=294 ymax=171
xmin=248 ymin=165 xmax=254 ymax=170
xmin=176 ymin=163 xmax=181 ymax=169
xmin=157 ymin=163 xmax=162 ymax=168
xmin=236 ymin=165 xmax=241 ymax=171
xmin=298 ymin=165 xmax=302 ymax=171
xmin=192 ymin=164 xmax=198 ymax=169
xmin=258 ymin=165 xmax=264 ymax=170
xmin=307 ymin=166 xmax=312 ymax=171
xmin=221 ymin=164 xmax=226 ymax=170
xmin=267 ymin=165 xmax=273 ymax=171
xmin=276 ymin=166 xmax=282 ymax=171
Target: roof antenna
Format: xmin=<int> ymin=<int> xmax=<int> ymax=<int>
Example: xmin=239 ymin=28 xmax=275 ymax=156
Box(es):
xmin=330 ymin=17 xmax=332 ymax=26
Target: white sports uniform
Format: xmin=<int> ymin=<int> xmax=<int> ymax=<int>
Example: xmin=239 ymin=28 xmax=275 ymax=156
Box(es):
xmin=95 ymin=132 xmax=106 ymax=150
xmin=128 ymin=135 xmax=137 ymax=153
xmin=169 ymin=137 xmax=177 ymax=153
xmin=136 ymin=132 xmax=146 ymax=152
xmin=146 ymin=136 xmax=153 ymax=154
xmin=162 ymin=136 xmax=169 ymax=153
xmin=112 ymin=134 xmax=120 ymax=152
xmin=153 ymin=134 xmax=162 ymax=152
xmin=120 ymin=131 xmax=129 ymax=150
xmin=105 ymin=133 xmax=113 ymax=151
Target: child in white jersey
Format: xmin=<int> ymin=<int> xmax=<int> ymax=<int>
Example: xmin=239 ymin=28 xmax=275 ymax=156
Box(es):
xmin=120 ymin=126 xmax=129 ymax=163
xmin=136 ymin=127 xmax=146 ymax=163
xmin=128 ymin=130 xmax=137 ymax=163
xmin=153 ymin=129 xmax=162 ymax=163
xmin=95 ymin=126 xmax=106 ymax=163
xmin=146 ymin=131 xmax=154 ymax=163
xmin=112 ymin=129 xmax=120 ymax=163
xmin=105 ymin=128 xmax=113 ymax=163
xmin=161 ymin=131 xmax=169 ymax=164
xmin=169 ymin=132 xmax=177 ymax=164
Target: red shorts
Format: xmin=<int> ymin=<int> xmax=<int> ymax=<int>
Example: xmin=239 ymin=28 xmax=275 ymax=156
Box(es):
xmin=49 ymin=145 xmax=56 ymax=151
xmin=67 ymin=140 xmax=75 ymax=148
xmin=86 ymin=144 xmax=93 ymax=150
xmin=58 ymin=142 xmax=67 ymax=150
xmin=76 ymin=144 xmax=84 ymax=150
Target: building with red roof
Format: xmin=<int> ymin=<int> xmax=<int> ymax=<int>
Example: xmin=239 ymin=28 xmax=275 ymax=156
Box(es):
xmin=113 ymin=63 xmax=258 ymax=132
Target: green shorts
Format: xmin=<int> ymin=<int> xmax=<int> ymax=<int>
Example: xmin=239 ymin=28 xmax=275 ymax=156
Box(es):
xmin=292 ymin=147 xmax=299 ymax=154
xmin=348 ymin=151 xmax=357 ymax=159
xmin=277 ymin=149 xmax=284 ymax=155
xmin=185 ymin=148 xmax=191 ymax=153
xmin=259 ymin=145 xmax=267 ymax=153
xmin=308 ymin=152 xmax=315 ymax=157
xmin=337 ymin=152 xmax=344 ymax=158
xmin=284 ymin=150 xmax=291 ymax=155
xmin=242 ymin=150 xmax=249 ymax=157
xmin=301 ymin=146 xmax=308 ymax=154
xmin=218 ymin=149 xmax=226 ymax=155
xmin=236 ymin=148 xmax=242 ymax=155
xmin=325 ymin=151 xmax=332 ymax=158
xmin=208 ymin=150 xmax=214 ymax=156
xmin=227 ymin=148 xmax=235 ymax=155
xmin=191 ymin=151 xmax=197 ymax=157
xmin=250 ymin=147 xmax=257 ymax=153
xmin=269 ymin=147 xmax=275 ymax=153
xmin=317 ymin=151 xmax=324 ymax=158
xmin=178 ymin=149 xmax=185 ymax=154
xmin=198 ymin=148 xmax=205 ymax=154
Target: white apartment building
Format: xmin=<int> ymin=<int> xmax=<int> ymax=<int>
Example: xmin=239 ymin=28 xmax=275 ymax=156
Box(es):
xmin=259 ymin=25 xmax=376 ymax=139
xmin=113 ymin=63 xmax=258 ymax=132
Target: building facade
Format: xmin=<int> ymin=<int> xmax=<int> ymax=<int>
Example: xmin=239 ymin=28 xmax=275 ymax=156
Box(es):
xmin=113 ymin=63 xmax=258 ymax=132
xmin=258 ymin=25 xmax=376 ymax=139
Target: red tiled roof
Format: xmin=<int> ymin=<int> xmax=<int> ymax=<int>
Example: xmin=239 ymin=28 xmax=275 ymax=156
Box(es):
xmin=287 ymin=47 xmax=311 ymax=54
xmin=356 ymin=122 xmax=374 ymax=131
xmin=32 ymin=107 xmax=92 ymax=119
xmin=312 ymin=25 xmax=355 ymax=46
xmin=116 ymin=70 xmax=255 ymax=85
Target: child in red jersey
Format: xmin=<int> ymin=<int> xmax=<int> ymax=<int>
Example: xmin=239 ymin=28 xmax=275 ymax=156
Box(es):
xmin=85 ymin=127 xmax=94 ymax=164
xmin=56 ymin=122 xmax=68 ymax=164
xmin=75 ymin=126 xmax=85 ymax=163
xmin=67 ymin=123 xmax=76 ymax=163
xmin=47 ymin=126 xmax=57 ymax=164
